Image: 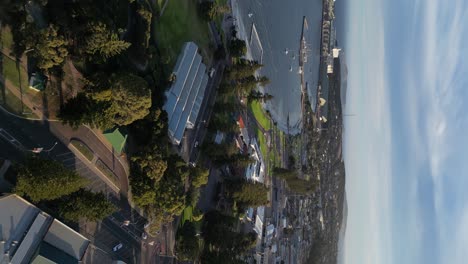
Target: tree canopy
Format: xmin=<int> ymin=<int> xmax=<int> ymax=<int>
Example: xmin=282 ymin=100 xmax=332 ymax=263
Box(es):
xmin=58 ymin=189 xmax=116 ymax=221
xmin=225 ymin=179 xmax=269 ymax=209
xmin=198 ymin=1 xmax=216 ymax=21
xmin=228 ymin=38 xmax=247 ymax=58
xmin=191 ymin=166 xmax=210 ymax=188
xmin=82 ymin=22 xmax=131 ymax=61
xmin=59 ymin=73 xmax=152 ymax=129
xmin=33 ymin=24 xmax=69 ymax=70
xmin=201 ymin=211 xmax=256 ymax=262
xmin=176 ymin=221 xmax=201 ymax=261
xmin=14 ymin=157 xmax=87 ymax=202
xmin=106 ymin=73 xmax=152 ymax=126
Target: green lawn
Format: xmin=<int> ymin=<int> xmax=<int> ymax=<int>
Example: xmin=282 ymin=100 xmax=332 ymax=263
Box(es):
xmin=249 ymin=101 xmax=271 ymax=130
xmin=70 ymin=140 xmax=94 ymax=161
xmin=181 ymin=205 xmax=193 ymax=226
xmin=0 ymin=26 xmax=14 ymax=50
xmin=1 ymin=54 xmax=28 ymax=89
xmin=256 ymin=127 xmax=268 ymax=161
xmin=155 ymin=0 xmax=212 ymax=67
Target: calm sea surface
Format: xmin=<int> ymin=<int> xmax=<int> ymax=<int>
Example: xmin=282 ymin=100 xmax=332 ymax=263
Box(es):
xmin=233 ymin=0 xmax=323 ymax=134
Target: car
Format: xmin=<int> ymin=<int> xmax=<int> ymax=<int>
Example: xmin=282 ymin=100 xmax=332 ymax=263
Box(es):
xmin=194 ymin=141 xmax=199 ymax=148
xmin=142 ymin=232 xmax=148 ymax=240
xmin=113 ymin=243 xmax=123 ymax=252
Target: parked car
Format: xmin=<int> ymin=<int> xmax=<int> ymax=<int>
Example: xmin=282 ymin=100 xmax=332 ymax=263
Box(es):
xmin=142 ymin=233 xmax=148 ymax=240
xmin=113 ymin=243 xmax=123 ymax=252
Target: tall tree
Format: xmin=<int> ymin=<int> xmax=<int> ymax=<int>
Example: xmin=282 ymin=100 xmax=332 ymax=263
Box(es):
xmin=33 ymin=24 xmax=69 ymax=70
xmin=107 ymin=73 xmax=152 ymax=126
xmin=58 ymin=189 xmax=116 ymax=221
xmin=14 ymin=157 xmax=87 ymax=202
xmin=198 ymin=1 xmax=216 ymax=21
xmin=176 ymin=222 xmax=201 ymax=261
xmin=225 ymin=179 xmax=269 ymax=208
xmin=191 ymin=166 xmax=210 ymax=188
xmin=131 ymin=151 xmax=167 ymax=182
xmin=83 ymin=22 xmax=130 ymax=61
xmin=228 ymin=38 xmax=247 ymax=58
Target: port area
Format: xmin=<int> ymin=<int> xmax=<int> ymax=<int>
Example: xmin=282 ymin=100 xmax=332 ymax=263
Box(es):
xmin=266 ymin=0 xmax=347 ymax=263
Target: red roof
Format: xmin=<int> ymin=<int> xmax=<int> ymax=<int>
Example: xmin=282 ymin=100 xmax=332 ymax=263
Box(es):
xmin=238 ymin=116 xmax=245 ymax=129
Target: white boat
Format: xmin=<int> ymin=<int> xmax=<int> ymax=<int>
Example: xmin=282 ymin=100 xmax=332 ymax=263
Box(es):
xmin=289 ymin=66 xmax=293 ymax=72
xmin=248 ymin=13 xmax=253 ymax=18
xmin=284 ymin=48 xmax=289 ymax=55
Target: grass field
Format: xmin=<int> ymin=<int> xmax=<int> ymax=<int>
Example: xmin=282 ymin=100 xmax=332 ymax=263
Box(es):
xmin=155 ymin=0 xmax=212 ymax=67
xmin=249 ymin=101 xmax=271 ymax=130
xmin=70 ymin=140 xmax=94 ymax=161
xmin=1 ymin=54 xmax=28 ymax=89
xmin=0 ymin=26 xmax=14 ymax=50
xmin=181 ymin=206 xmax=193 ymax=226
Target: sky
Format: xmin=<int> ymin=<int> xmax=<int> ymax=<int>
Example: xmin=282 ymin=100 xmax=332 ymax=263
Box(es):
xmin=341 ymin=0 xmax=468 ymax=263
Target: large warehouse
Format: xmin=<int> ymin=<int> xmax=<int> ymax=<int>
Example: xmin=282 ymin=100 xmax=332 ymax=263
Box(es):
xmin=164 ymin=42 xmax=209 ymax=145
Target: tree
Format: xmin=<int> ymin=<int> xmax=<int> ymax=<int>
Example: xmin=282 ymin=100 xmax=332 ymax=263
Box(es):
xmin=82 ymin=22 xmax=130 ymax=61
xmin=14 ymin=157 xmax=87 ymax=202
xmin=107 ymin=73 xmax=152 ymax=126
xmin=225 ymin=179 xmax=269 ymax=208
xmin=198 ymin=1 xmax=216 ymax=21
xmin=33 ymin=24 xmax=69 ymax=70
xmin=248 ymin=91 xmax=274 ymax=102
xmin=58 ymin=189 xmax=116 ymax=221
xmin=176 ymin=222 xmax=201 ymax=261
xmin=228 ymin=38 xmax=247 ymax=58
xmin=191 ymin=166 xmax=209 ymax=188
xmin=228 ymin=59 xmax=262 ymax=80
xmin=273 ymin=167 xmax=318 ymax=194
xmin=129 ymin=171 xmax=157 ymax=208
xmin=257 ymin=76 xmax=271 ymax=86
xmin=201 ymin=211 xmax=257 ymax=262
xmin=132 ymin=152 xmax=167 ymax=182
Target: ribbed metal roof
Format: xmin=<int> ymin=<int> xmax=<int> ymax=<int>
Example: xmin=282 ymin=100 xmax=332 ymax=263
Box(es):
xmin=163 ymin=42 xmax=210 ymax=144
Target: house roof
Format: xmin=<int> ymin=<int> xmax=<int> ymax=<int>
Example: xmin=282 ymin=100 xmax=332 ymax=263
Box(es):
xmin=0 ymin=194 xmax=92 ymax=264
xmin=238 ymin=116 xmax=246 ymax=129
xmin=103 ymin=127 xmax=128 ymax=154
xmin=43 ymin=220 xmax=89 ymax=260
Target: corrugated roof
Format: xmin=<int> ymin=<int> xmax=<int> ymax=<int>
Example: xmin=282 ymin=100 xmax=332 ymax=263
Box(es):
xmin=164 ymin=42 xmax=209 ymax=144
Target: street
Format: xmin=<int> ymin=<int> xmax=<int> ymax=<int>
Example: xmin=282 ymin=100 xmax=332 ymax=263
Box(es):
xmin=0 ymin=109 xmax=157 ymax=264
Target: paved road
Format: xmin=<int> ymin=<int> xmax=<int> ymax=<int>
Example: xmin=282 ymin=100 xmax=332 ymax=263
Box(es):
xmin=0 ymin=109 xmax=154 ymax=263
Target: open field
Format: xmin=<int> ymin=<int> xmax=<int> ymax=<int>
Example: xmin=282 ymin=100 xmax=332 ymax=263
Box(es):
xmin=155 ymin=0 xmax=212 ymax=67
xmin=249 ymin=101 xmax=271 ymax=131
xmin=0 ymin=26 xmax=14 ymax=51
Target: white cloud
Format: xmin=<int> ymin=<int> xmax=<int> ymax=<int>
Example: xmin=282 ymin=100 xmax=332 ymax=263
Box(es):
xmin=343 ymin=0 xmax=468 ymax=263
xmin=342 ymin=0 xmax=393 ymax=263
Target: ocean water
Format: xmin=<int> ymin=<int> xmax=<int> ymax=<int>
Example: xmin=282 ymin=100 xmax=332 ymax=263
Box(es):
xmin=233 ymin=0 xmax=323 ymax=134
